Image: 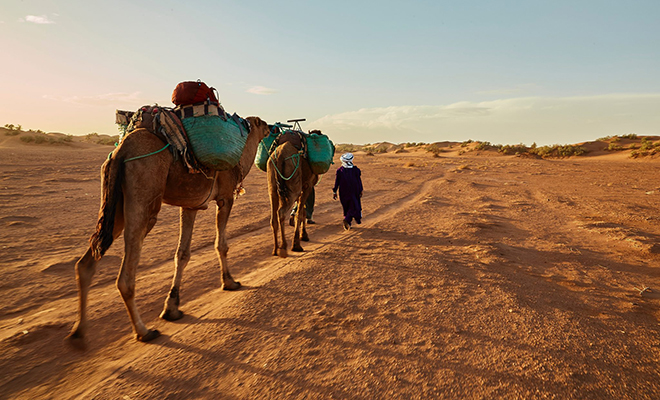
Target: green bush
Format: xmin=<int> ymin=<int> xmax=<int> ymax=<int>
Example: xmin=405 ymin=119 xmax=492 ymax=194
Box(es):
xmin=498 ymin=143 xmax=528 ymax=155
xmin=529 ymin=144 xmax=587 ymax=158
xmin=20 ymin=135 xmax=34 ymax=143
xmin=473 ymin=141 xmax=493 ymax=151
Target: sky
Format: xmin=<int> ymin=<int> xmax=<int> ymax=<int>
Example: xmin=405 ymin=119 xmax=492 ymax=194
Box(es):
xmin=1 ymin=0 xmax=659 ymax=145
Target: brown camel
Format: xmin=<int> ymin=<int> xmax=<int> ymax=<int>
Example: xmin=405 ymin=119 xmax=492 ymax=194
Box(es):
xmin=267 ymin=141 xmax=319 ymax=258
xmin=68 ymin=116 xmax=269 ymax=342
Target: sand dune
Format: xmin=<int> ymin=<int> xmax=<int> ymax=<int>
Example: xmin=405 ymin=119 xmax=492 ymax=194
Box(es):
xmin=1 ymin=130 xmax=659 ymax=399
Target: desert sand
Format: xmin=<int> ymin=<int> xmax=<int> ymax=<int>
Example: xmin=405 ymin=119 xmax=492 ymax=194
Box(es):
xmin=1 ymin=129 xmax=659 ymax=399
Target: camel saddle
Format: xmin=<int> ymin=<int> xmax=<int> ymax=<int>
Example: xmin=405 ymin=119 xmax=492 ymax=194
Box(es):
xmin=275 ymin=130 xmax=304 ymax=150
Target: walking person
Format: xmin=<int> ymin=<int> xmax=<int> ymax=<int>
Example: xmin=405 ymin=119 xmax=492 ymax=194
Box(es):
xmin=332 ymin=153 xmax=363 ymax=230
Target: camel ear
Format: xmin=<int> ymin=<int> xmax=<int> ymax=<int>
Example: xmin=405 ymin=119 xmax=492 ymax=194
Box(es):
xmin=253 ymin=117 xmax=266 ymax=127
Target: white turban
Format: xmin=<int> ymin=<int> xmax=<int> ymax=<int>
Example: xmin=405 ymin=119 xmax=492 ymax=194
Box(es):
xmin=340 ymin=153 xmax=354 ymax=168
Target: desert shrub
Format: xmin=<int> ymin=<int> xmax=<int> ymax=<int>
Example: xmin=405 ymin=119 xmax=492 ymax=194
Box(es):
xmin=639 ymin=138 xmax=657 ymax=152
xmin=529 ymin=144 xmax=587 ymax=158
xmin=425 ymin=143 xmax=446 ymax=155
xmin=97 ymin=135 xmax=120 ymax=146
xmin=46 ymin=136 xmax=73 ymax=145
xmin=606 ymin=143 xmax=623 ymax=151
xmin=335 ymin=144 xmax=360 ymax=153
xmin=498 ymin=143 xmax=528 ymax=155
xmin=630 ymin=150 xmax=645 ymax=158
xmin=20 ymin=135 xmax=34 ymax=143
xmin=34 ymin=135 xmax=47 ymax=144
xmin=597 ymin=135 xmax=612 ymax=141
xmin=460 ymin=139 xmax=473 ymax=147
xmin=620 ymin=133 xmax=638 ymax=139
xmin=473 ymin=141 xmax=493 ymax=151
xmin=4 ymin=123 xmax=22 ymax=135
xmin=373 ymin=143 xmax=389 ymax=153
xmin=366 ymin=151 xmax=375 ymax=156
xmin=610 ymin=136 xmax=621 ymax=143
xmin=86 ymin=132 xmax=100 ymax=140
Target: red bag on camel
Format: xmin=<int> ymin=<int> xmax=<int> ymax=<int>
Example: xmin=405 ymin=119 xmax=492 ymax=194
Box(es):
xmin=171 ymin=80 xmax=218 ymax=106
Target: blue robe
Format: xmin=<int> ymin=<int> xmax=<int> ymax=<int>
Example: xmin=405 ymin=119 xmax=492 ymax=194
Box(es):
xmin=333 ymin=166 xmax=363 ymax=224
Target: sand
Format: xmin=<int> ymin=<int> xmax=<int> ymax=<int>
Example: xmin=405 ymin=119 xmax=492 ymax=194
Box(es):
xmin=1 ymin=131 xmax=659 ymax=399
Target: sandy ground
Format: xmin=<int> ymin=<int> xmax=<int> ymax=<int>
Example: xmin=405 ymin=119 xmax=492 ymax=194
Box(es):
xmin=1 ymin=132 xmax=659 ymax=399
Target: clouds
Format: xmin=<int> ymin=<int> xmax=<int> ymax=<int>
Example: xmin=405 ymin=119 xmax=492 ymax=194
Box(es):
xmin=20 ymin=15 xmax=56 ymax=24
xmin=310 ymin=94 xmax=660 ymax=145
xmin=43 ymin=92 xmax=145 ymax=107
xmin=246 ymin=86 xmax=278 ymax=95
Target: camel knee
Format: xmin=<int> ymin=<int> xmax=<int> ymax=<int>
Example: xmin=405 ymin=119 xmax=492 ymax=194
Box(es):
xmin=216 ymin=242 xmax=228 ymax=258
xmin=116 ymin=278 xmax=135 ymax=301
xmin=176 ymin=248 xmax=191 ymax=265
xmin=75 ymin=250 xmax=97 ymax=285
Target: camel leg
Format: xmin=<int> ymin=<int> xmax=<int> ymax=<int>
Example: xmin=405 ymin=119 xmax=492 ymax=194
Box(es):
xmin=276 ymin=203 xmax=289 ymax=258
xmin=293 ymin=186 xmax=313 ymax=251
xmin=301 ymin=202 xmax=310 ymax=242
xmin=270 ymin=187 xmax=280 ymax=257
xmin=68 ymin=205 xmax=125 ymax=340
xmin=216 ymin=198 xmax=241 ymax=290
xmin=117 ymin=203 xmax=161 ymax=342
xmin=291 ymin=201 xmax=305 ymax=252
xmin=160 ymin=208 xmax=197 ymax=321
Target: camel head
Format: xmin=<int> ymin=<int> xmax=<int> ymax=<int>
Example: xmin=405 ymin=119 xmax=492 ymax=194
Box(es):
xmin=246 ymin=116 xmax=269 ymax=141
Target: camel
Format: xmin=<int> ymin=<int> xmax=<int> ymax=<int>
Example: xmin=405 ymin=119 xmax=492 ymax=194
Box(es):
xmin=68 ymin=116 xmax=269 ymax=342
xmin=267 ymin=141 xmax=319 ymax=258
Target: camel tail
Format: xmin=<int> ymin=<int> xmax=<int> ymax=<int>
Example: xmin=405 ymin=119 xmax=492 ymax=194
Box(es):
xmin=90 ymin=155 xmax=124 ymax=260
xmin=276 ymin=155 xmax=289 ymax=200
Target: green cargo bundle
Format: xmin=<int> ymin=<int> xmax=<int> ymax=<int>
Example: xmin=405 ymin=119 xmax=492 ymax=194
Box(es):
xmin=306 ymin=133 xmax=335 ymax=174
xmin=182 ymin=114 xmax=248 ymax=171
xmin=254 ymin=129 xmax=280 ymax=172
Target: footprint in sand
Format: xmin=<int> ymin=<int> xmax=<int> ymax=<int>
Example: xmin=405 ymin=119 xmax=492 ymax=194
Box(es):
xmin=2 ymin=215 xmax=39 ymax=226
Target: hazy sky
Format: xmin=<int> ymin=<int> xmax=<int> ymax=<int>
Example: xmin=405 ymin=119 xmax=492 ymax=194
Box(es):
xmin=1 ymin=0 xmax=659 ymax=145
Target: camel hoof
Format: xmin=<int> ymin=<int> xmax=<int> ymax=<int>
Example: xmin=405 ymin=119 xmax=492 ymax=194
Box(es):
xmin=292 ymin=244 xmax=304 ymax=252
xmin=160 ymin=309 xmax=184 ymax=321
xmin=66 ymin=329 xmax=84 ymax=341
xmin=277 ymin=249 xmax=288 ymax=258
xmin=301 ymin=234 xmax=310 ymax=242
xmin=223 ymin=281 xmax=242 ymax=291
xmin=137 ymin=329 xmax=161 ymax=342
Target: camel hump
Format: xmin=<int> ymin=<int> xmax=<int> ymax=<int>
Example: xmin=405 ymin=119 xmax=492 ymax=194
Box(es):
xmin=275 ymin=130 xmax=303 ymax=150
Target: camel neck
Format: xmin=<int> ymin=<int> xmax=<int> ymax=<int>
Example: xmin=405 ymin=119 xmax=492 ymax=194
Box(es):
xmin=236 ymin=123 xmax=263 ymax=177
